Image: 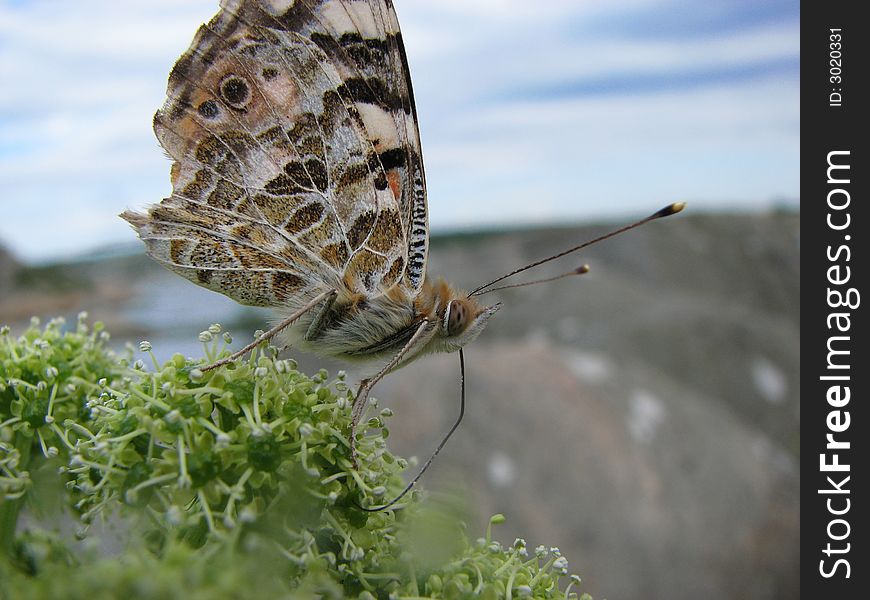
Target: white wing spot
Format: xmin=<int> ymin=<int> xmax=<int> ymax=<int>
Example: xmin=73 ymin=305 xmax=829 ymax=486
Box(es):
xmin=261 ymin=0 xmax=296 ymax=14
xmin=356 ymin=103 xmax=401 ymax=150
xmin=319 ymin=0 xmax=383 ymax=38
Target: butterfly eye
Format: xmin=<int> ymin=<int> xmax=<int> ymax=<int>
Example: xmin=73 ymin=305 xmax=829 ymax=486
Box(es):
xmin=446 ymin=300 xmax=468 ymax=337
xmin=219 ymin=75 xmax=251 ymax=109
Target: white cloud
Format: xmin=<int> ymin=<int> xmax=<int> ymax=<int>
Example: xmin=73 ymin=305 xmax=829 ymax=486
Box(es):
xmin=0 ymin=1 xmax=215 ymax=59
xmin=421 ymin=74 xmax=798 ymax=228
xmin=402 ymin=2 xmax=797 ymax=95
xmin=496 ymin=20 xmax=799 ymax=86
xmin=402 ymin=0 xmax=658 ymax=25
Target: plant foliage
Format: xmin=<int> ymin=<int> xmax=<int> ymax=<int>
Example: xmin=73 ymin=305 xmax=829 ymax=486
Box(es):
xmin=1 ymin=316 xmax=590 ymax=599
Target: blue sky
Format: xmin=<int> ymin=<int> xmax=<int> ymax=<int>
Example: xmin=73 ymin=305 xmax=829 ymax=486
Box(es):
xmin=0 ymin=0 xmax=799 ymax=263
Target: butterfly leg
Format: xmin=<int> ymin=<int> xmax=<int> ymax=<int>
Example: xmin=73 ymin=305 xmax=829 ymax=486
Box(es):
xmin=303 ymin=290 xmax=338 ymax=341
xmin=349 ymin=319 xmax=432 ymax=468
xmin=357 ymin=349 xmax=468 ymax=512
xmin=201 ymin=289 xmax=336 ymax=372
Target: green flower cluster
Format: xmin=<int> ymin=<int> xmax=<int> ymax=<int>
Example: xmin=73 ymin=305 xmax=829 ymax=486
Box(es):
xmin=1 ymin=316 xmax=591 ymax=599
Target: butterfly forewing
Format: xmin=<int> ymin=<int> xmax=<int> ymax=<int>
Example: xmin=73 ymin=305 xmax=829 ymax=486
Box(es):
xmin=124 ymin=0 xmax=429 ymax=307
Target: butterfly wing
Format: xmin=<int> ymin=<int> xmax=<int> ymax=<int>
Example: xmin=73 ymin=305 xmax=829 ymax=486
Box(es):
xmin=123 ymin=0 xmax=429 ymax=307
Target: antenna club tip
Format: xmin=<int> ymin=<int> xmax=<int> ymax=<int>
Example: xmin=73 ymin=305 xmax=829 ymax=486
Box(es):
xmin=575 ymin=264 xmax=591 ymax=274
xmin=653 ymin=202 xmax=686 ymax=218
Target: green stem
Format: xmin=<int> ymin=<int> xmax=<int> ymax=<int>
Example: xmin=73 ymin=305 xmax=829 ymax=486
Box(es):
xmin=0 ymin=432 xmax=33 ymax=556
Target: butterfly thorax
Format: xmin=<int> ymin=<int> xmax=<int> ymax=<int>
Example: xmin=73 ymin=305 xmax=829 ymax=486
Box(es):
xmin=282 ymin=277 xmax=496 ymax=372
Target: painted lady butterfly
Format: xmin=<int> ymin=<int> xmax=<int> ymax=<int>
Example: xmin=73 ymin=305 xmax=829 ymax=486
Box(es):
xmin=122 ymin=0 xmax=683 ymax=507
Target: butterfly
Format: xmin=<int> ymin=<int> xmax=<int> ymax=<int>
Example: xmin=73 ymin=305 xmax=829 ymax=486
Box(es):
xmin=122 ymin=0 xmax=683 ymax=509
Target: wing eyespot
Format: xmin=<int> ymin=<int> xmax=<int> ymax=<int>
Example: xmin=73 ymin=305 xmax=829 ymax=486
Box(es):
xmin=219 ymin=75 xmax=252 ymax=109
xmin=197 ymin=100 xmax=220 ymax=119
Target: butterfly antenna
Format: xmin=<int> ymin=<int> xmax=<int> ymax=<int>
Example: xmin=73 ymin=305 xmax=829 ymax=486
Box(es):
xmin=468 ymin=202 xmax=685 ymax=297
xmin=358 ymin=349 xmax=467 ymax=512
xmin=473 ymin=264 xmax=590 ymax=295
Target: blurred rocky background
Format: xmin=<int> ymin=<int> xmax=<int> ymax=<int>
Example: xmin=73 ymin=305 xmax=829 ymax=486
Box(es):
xmin=0 ymin=209 xmax=799 ymax=600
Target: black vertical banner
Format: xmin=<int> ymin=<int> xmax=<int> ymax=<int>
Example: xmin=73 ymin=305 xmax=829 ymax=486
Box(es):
xmin=802 ymin=3 xmax=868 ymax=598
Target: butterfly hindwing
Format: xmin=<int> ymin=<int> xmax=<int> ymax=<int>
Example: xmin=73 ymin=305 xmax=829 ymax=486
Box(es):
xmin=122 ymin=207 xmax=314 ymax=307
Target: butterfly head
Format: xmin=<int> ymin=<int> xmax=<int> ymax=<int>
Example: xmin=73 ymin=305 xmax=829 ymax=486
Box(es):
xmin=437 ymin=293 xmax=501 ymax=353
xmin=441 ymin=298 xmax=501 ymax=348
